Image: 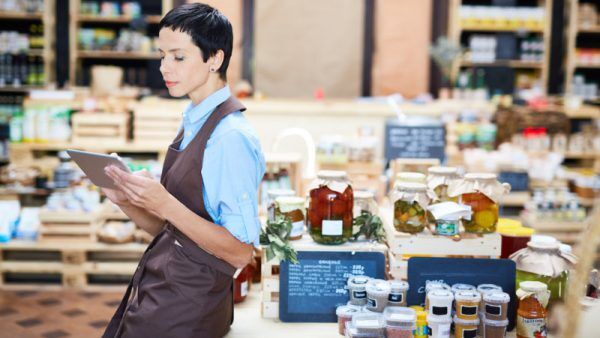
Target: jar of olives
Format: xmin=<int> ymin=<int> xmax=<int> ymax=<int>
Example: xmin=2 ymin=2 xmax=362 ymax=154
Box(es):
xmin=392 ymin=182 xmax=431 ymax=234
xmin=275 ymin=196 xmax=306 ymax=240
xmin=306 ymin=170 xmax=353 ymax=245
xmin=448 ymin=173 xmax=510 ymax=234
xmin=427 ymin=166 xmax=459 ymax=203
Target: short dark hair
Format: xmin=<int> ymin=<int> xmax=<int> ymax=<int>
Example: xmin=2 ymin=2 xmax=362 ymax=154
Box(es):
xmin=160 ymin=3 xmax=233 ymax=80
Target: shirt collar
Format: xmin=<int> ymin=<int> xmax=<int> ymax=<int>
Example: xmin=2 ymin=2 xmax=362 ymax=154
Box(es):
xmin=183 ymin=85 xmax=231 ymax=125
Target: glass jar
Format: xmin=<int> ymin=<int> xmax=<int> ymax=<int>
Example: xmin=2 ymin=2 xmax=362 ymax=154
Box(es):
xmin=427 ymin=166 xmax=459 ymax=203
xmin=353 ymin=190 xmax=377 ymax=218
xmin=497 ymin=220 xmax=534 ymax=259
xmin=266 ymin=189 xmax=295 ymax=221
xmin=395 ymin=172 xmax=426 ymax=185
xmin=275 ymin=196 xmax=305 ymax=240
xmin=392 ymin=182 xmax=429 ymax=234
xmin=516 ymin=281 xmax=549 ymax=338
xmin=457 ymin=173 xmax=504 ymax=234
xmin=306 ymin=170 xmax=353 ymax=245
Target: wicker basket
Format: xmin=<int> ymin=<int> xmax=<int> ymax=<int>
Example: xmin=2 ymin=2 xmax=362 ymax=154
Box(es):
xmin=494 ymin=106 xmax=571 ymax=145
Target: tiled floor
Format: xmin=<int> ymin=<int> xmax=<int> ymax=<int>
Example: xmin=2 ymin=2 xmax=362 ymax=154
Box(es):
xmin=0 ymin=289 xmax=122 ymax=338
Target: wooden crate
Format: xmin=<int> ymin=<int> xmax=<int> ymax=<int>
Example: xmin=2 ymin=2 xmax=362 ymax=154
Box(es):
xmin=38 ymin=209 xmax=101 ymax=243
xmin=71 ymin=113 xmax=129 ymax=144
xmin=382 ymin=207 xmax=501 ymax=280
xmin=0 ymin=240 xmax=147 ymax=289
xmin=132 ymin=98 xmax=184 ymax=144
xmin=260 ymin=235 xmax=388 ymax=319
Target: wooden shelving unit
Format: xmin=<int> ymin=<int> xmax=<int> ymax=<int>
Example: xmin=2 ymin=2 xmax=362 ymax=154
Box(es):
xmin=565 ymin=0 xmax=600 ymax=95
xmin=448 ymin=0 xmax=553 ymax=94
xmin=69 ymin=0 xmax=173 ymax=85
xmin=0 ymin=11 xmax=43 ymax=20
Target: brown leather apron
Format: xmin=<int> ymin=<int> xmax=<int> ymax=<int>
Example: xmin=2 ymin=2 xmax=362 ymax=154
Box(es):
xmin=103 ymin=97 xmax=246 ymax=338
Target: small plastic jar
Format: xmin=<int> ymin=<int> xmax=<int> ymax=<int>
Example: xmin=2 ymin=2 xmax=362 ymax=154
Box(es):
xmin=337 ymin=305 xmax=359 ymax=335
xmin=387 ymin=280 xmax=409 ymax=307
xmin=427 ymin=289 xmax=454 ymax=316
xmin=411 ymin=308 xmax=427 ymax=338
xmin=365 ymin=279 xmax=391 ymax=313
xmin=451 ymin=283 xmax=476 ymax=294
xmin=454 ymin=290 xmax=481 ymax=320
xmin=350 ymin=312 xmax=385 ymax=336
xmin=275 ymin=196 xmax=305 ymax=240
xmin=482 ymin=318 xmax=509 ymax=338
xmin=426 ymin=314 xmax=452 ymax=338
xmin=454 ymin=316 xmax=479 ymax=338
xmin=384 ymin=307 xmax=416 ymax=338
xmin=348 ymin=275 xmax=371 ymax=306
xmin=425 ymin=282 xmax=451 ymax=310
xmin=483 ymin=292 xmax=510 ymax=321
xmin=477 ymin=284 xmax=502 ymax=295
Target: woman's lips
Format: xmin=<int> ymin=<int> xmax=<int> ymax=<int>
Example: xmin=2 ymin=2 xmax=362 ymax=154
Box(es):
xmin=165 ymin=81 xmax=178 ymax=88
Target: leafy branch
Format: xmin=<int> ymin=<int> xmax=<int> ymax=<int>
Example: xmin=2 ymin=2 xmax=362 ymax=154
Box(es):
xmin=350 ymin=211 xmax=386 ymax=243
xmin=260 ymin=216 xmax=298 ymax=264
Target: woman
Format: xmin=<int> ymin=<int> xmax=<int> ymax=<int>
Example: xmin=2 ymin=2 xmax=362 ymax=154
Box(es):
xmin=101 ymin=3 xmax=265 ymax=338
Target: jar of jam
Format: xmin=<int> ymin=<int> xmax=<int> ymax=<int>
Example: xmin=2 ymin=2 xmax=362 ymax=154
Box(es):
xmin=449 ymin=173 xmax=510 ymax=234
xmin=427 ymin=166 xmax=459 ymax=203
xmin=392 ymin=182 xmax=430 ymax=234
xmin=497 ymin=220 xmax=534 ymax=259
xmin=266 ymin=189 xmax=295 ymax=221
xmin=275 ymin=196 xmax=305 ymax=240
xmin=233 ymin=264 xmax=252 ymax=303
xmin=306 ymin=170 xmax=353 ymax=245
xmin=516 ymin=281 xmax=549 ymax=338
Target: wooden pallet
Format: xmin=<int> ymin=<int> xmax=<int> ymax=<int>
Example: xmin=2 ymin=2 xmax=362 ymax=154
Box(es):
xmin=382 ymin=207 xmax=501 ymax=280
xmin=0 ymin=240 xmax=147 ymax=289
xmin=38 ymin=208 xmax=101 ymax=243
xmin=71 ymin=113 xmax=129 ymax=144
xmin=260 ymin=235 xmax=388 ymax=319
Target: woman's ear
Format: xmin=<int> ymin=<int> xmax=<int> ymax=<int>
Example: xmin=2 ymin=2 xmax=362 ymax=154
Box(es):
xmin=209 ymin=50 xmax=225 ymax=73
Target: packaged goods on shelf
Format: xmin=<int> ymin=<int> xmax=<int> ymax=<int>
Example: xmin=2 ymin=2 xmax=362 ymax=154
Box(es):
xmin=459 ymin=6 xmax=545 ymax=31
xmin=578 ymin=3 xmax=598 ymax=27
xmin=576 ymin=48 xmax=600 ymax=66
xmin=571 ymin=75 xmax=598 ymax=100
xmin=0 ymin=31 xmax=45 ymax=87
xmin=0 ymin=200 xmax=20 ymax=243
xmin=0 ymin=0 xmax=44 ymax=13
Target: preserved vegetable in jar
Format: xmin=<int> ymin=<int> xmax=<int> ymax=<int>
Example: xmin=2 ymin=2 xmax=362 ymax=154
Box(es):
xmin=306 ymin=170 xmax=353 ymax=245
xmin=266 ymin=189 xmax=295 ymax=221
xmin=427 ymin=166 xmax=459 ymax=203
xmin=392 ymin=182 xmax=431 ymax=234
xmin=274 ymin=196 xmax=305 ymax=240
xmin=516 ymin=281 xmax=549 ymax=338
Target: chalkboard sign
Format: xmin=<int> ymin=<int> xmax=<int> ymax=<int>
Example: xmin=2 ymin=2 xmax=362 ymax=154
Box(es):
xmin=384 ymin=118 xmax=445 ymax=162
xmin=279 ymin=251 xmax=386 ymax=322
xmin=407 ymin=257 xmax=517 ymax=331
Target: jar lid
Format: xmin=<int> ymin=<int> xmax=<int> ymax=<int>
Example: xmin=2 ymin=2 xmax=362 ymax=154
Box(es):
xmin=346 ymin=302 xmax=363 ymax=312
xmin=453 ymin=315 xmax=480 ymax=326
xmin=519 ymin=281 xmax=548 ymax=293
xmin=348 ymin=275 xmax=371 ymax=290
xmin=483 ymin=291 xmax=510 ymax=303
xmin=410 ymin=305 xmax=424 ymax=312
xmin=527 ymin=236 xmax=560 ymax=251
xmin=415 ymin=310 xmax=427 ymax=321
xmin=317 ymin=170 xmax=348 ymax=180
xmin=365 ymin=279 xmax=391 ymax=297
xmin=389 ymin=280 xmax=409 ymax=292
xmin=352 ymin=312 xmax=385 ymax=330
xmin=477 ymin=284 xmax=503 ymax=295
xmin=428 ymin=289 xmax=454 ymax=302
xmin=426 ymin=313 xmax=452 ymax=324
xmin=395 ymin=182 xmax=428 ymax=192
xmin=396 ymin=172 xmax=426 ymax=183
xmin=428 ymin=166 xmax=458 ymax=175
xmin=454 ymin=290 xmax=481 ymax=302
xmin=497 ymin=218 xmax=522 ymax=228
xmin=275 ymin=196 xmax=305 ymax=207
xmin=267 ymin=189 xmax=296 ymax=199
xmin=354 ymin=190 xmax=375 ymax=200
xmin=483 ymin=318 xmax=509 ymax=327
xmin=336 ymin=305 xmax=359 ymax=318
xmin=451 ymin=283 xmax=476 ymax=293
xmin=464 ymin=173 xmax=497 ymax=181
xmin=498 ymin=226 xmax=535 ymax=237
xmin=383 ymin=307 xmax=416 ymax=327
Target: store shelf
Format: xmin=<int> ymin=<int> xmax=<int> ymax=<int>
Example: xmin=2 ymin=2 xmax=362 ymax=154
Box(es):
xmin=575 ymin=63 xmax=600 ymax=69
xmin=561 ymin=105 xmax=600 ymax=119
xmin=76 ymin=15 xmax=162 ymax=24
xmin=502 ymin=192 xmax=531 ymax=207
xmin=0 ymin=11 xmax=43 ymax=20
xmin=77 ymin=50 xmax=160 ymax=60
xmin=461 ymin=60 xmax=543 ymax=69
xmin=578 ymin=25 xmax=600 ymax=33
xmin=0 ymin=86 xmax=47 ymax=93
xmin=459 ymin=25 xmax=544 ymax=33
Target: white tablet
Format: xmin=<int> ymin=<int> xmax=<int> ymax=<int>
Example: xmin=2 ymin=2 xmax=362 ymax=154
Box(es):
xmin=67 ymin=149 xmax=131 ymax=189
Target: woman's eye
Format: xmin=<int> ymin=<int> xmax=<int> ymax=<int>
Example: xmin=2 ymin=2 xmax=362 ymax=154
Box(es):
xmin=175 ymin=56 xmax=185 ymax=62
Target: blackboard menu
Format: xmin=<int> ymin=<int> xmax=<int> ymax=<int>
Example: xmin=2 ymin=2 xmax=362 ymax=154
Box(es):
xmin=279 ymin=251 xmax=385 ymax=322
xmin=384 ymin=119 xmax=446 ymax=162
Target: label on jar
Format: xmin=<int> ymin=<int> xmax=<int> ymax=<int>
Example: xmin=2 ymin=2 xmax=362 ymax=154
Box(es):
xmin=517 ymin=315 xmax=547 ymax=337
xmin=432 ymin=306 xmax=449 ymax=316
xmin=461 ymin=329 xmax=477 ymax=338
xmin=436 ymin=221 xmax=459 ymax=236
xmin=290 ymin=221 xmax=304 ymax=237
xmin=388 ymin=293 xmax=403 ymax=303
xmin=367 ymin=298 xmax=377 ymax=308
xmin=241 ymin=281 xmax=248 ymax=297
xmin=460 ymin=305 xmax=478 ymax=316
xmin=485 ymin=304 xmax=502 ymax=316
xmin=355 ymin=319 xmax=380 ymax=327
xmin=353 ymin=291 xmax=367 ymax=299
xmin=322 ymin=220 xmax=343 ymax=236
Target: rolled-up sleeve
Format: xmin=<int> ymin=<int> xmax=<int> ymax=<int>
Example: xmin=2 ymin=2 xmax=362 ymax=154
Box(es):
xmin=202 ymin=129 xmax=266 ymax=247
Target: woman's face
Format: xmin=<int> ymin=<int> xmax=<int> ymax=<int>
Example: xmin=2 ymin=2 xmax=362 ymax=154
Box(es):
xmin=157 ymin=28 xmax=211 ymax=98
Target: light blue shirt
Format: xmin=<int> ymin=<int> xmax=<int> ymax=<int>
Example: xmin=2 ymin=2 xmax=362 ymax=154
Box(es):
xmin=178 ymin=86 xmax=265 ymax=246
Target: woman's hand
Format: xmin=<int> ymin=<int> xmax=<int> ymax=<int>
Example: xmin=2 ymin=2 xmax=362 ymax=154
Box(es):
xmin=101 ymin=186 xmax=130 ymax=206
xmin=105 ymin=166 xmax=172 ymax=218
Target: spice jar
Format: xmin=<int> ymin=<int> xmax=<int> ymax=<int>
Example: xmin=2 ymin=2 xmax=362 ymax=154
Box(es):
xmin=453 ymin=316 xmax=479 ymax=338
xmin=454 ymin=290 xmax=481 ymax=320
xmin=266 ymin=189 xmax=295 ymax=221
xmin=516 ymin=281 xmax=549 ymax=338
xmin=384 ymin=307 xmax=416 ymax=338
xmin=337 ymin=305 xmax=359 ymax=335
xmin=365 ymin=279 xmax=391 ymax=313
xmin=477 ymin=284 xmax=502 ymax=294
xmin=426 ymin=314 xmax=452 ymax=338
xmin=353 ymin=190 xmax=377 ymax=218
xmin=482 ymin=318 xmax=509 ymax=338
xmin=306 ymin=170 xmax=353 ymax=245
xmin=511 ymin=236 xmax=577 ymax=303
xmin=392 ymin=182 xmax=431 ymax=234
xmin=350 ymin=312 xmax=385 ymax=336
xmin=348 ymin=275 xmax=371 ymax=306
xmin=427 ymin=166 xmax=459 ymax=203
xmin=451 ymin=283 xmax=476 ymax=294
xmin=427 ymin=289 xmax=454 ymax=316
xmin=482 ymin=292 xmax=510 ymax=321
xmin=448 ymin=173 xmax=510 ymax=234
xmin=387 ymin=280 xmax=409 ymax=307
xmin=274 ymin=196 xmax=305 ymax=240
xmin=412 ymin=308 xmax=427 ymax=338
xmin=425 ymin=282 xmax=451 ymax=310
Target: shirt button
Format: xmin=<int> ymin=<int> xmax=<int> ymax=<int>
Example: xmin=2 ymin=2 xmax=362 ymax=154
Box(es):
xmin=186 ymin=131 xmax=191 ymax=137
